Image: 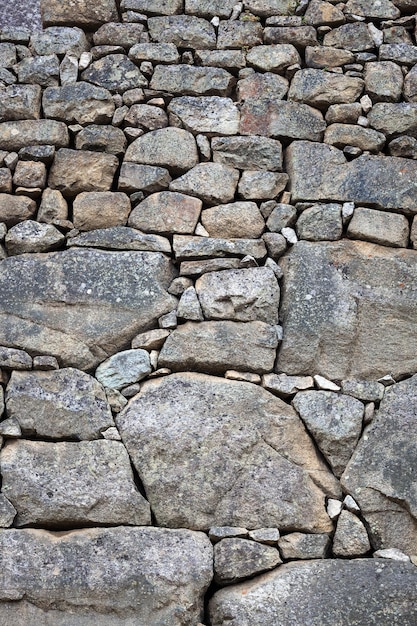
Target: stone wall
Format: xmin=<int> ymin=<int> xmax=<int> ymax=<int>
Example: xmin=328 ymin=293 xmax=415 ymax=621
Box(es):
xmin=0 ymin=0 xmax=417 ymax=624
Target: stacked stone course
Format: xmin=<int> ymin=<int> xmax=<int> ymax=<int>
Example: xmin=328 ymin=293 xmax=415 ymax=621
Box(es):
xmin=0 ymin=0 xmax=417 ymax=624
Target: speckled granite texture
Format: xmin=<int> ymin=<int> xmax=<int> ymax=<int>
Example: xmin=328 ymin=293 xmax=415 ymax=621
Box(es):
xmin=0 ymin=0 xmax=42 ymax=31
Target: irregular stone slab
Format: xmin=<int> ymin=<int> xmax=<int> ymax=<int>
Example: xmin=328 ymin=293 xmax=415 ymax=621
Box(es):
xmin=173 ymin=235 xmax=266 ymax=261
xmin=212 ymin=136 xmax=283 ymax=171
xmin=238 ymin=170 xmax=288 ymax=201
xmin=125 ymin=104 xmax=168 ymax=131
xmin=128 ymin=191 xmax=202 ymax=235
xmin=368 ymin=102 xmax=417 ymax=138
xmin=148 ymin=15 xmax=216 ymax=49
xmin=116 ymin=373 xmax=339 ymax=530
xmin=333 ymin=510 xmax=371 ymax=557
xmin=304 ymin=0 xmax=345 ymax=25
xmin=292 ymin=391 xmax=364 ymax=477
xmin=29 ymin=27 xmax=89 ymax=57
xmin=5 ymin=221 xmax=65 ymax=255
xmin=323 ymin=22 xmax=374 ymax=51
xmin=48 ymin=148 xmax=118 ymax=197
xmin=341 ymin=379 xmax=385 ymax=403
xmin=185 ymin=0 xmax=237 ymax=18
xmin=0 ymin=43 xmax=16 ymax=68
xmin=93 ymin=22 xmax=144 ymax=47
xmin=43 ymin=82 xmax=115 ymax=125
xmin=1 ymin=440 xmax=151 ymax=527
xmin=217 ymin=21 xmax=263 ymax=49
xmin=379 ymin=43 xmax=417 ymax=65
xmin=0 ymin=120 xmax=69 ymax=151
xmin=75 ymin=124 xmax=127 ymax=155
xmin=129 ymin=42 xmax=180 ymax=64
xmin=95 ymin=349 xmax=151 ymax=389
xmin=0 ymin=347 xmax=32 ymax=370
xmin=365 ymin=61 xmax=403 ymax=103
xmin=238 ymin=71 xmax=289 ymax=103
xmin=245 ymin=0 xmax=298 ymax=15
xmin=278 ymin=532 xmax=330 ymax=559
xmin=122 ymin=0 xmax=183 ymax=14
xmin=196 ymin=267 xmax=279 ymax=324
xmin=296 ymin=203 xmax=343 ymax=241
xmin=0 ymin=249 xmax=176 ymax=370
xmin=124 ymin=127 xmax=198 ymax=174
xmin=209 ymin=559 xmax=417 ymax=625
xmin=0 ymin=195 xmax=36 ymax=227
xmin=277 ymin=240 xmax=417 ymax=380
xmin=0 ymin=526 xmax=212 ymax=625
xmin=347 ymin=207 xmax=409 ymax=248
xmin=180 ymin=258 xmax=242 ymax=276
xmin=264 ymin=25 xmax=319 ymax=48
xmin=41 ymin=0 xmax=118 ymax=28
xmin=73 ymin=191 xmax=131 ymax=232
xmin=305 ymin=45 xmax=354 ymax=69
xmin=118 ymin=163 xmax=172 ymax=193
xmin=0 ymin=84 xmax=41 ymax=122
xmin=342 ymin=375 xmax=417 ymax=553
xmin=159 ymin=322 xmax=278 ymax=375
xmin=150 ymin=64 xmax=235 ymax=96
xmin=170 ymin=163 xmax=239 ymax=205
xmin=324 ymin=123 xmax=386 ymax=153
xmin=0 ymin=495 xmax=16 ymax=528
xmin=247 ymin=44 xmax=300 ymax=73
xmin=345 ymin=0 xmax=400 ymax=18
xmin=287 ymin=140 xmax=417 ymax=212
xmin=16 ymin=54 xmax=60 ymax=88
xmin=288 ymin=69 xmax=363 ymax=110
xmin=67 ymin=227 xmax=171 ymax=253
xmin=168 ymin=96 xmax=240 ymax=135
xmin=6 ymin=368 xmax=114 ymax=440
xmin=201 ymin=201 xmax=265 ymax=238
xmin=262 ymin=373 xmax=314 ymax=397
xmin=240 ymin=100 xmax=326 ymax=141
xmin=82 ymin=54 xmax=147 ymax=93
xmin=214 ymin=538 xmax=281 ymax=584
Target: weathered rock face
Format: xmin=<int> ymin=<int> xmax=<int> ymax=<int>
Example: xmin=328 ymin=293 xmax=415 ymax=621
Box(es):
xmin=116 ymin=373 xmax=339 ymax=531
xmin=342 ymin=375 xmax=417 ymax=554
xmin=287 ymin=140 xmax=417 ymax=211
xmin=0 ymin=439 xmax=151 ymax=527
xmin=48 ymin=148 xmax=118 ymax=197
xmin=277 ymin=240 xmax=417 ymax=380
xmin=0 ymin=526 xmax=212 ymax=625
xmin=158 ymin=321 xmax=278 ymax=374
xmin=209 ymin=560 xmax=417 ymax=626
xmin=0 ymin=249 xmax=176 ymax=370
xmin=41 ymin=0 xmax=119 ymax=28
xmin=43 ymin=83 xmax=115 ymax=125
xmin=6 ymin=368 xmax=114 ymax=440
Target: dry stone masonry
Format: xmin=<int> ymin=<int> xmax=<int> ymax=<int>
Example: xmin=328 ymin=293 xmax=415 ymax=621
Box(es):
xmin=0 ymin=0 xmax=417 ymax=624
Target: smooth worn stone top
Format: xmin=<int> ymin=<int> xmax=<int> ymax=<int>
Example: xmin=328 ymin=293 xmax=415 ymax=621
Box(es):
xmin=0 ymin=526 xmax=213 ymax=625
xmin=116 ymin=373 xmax=339 ymax=531
xmin=0 ymin=248 xmax=176 ymax=371
xmin=277 ymin=240 xmax=417 ymax=380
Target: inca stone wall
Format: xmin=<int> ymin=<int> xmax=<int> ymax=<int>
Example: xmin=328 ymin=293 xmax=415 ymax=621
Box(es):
xmin=0 ymin=0 xmax=417 ymax=624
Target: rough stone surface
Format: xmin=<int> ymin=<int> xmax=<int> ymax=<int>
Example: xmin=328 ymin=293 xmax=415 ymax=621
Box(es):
xmin=347 ymin=207 xmax=409 ymax=248
xmin=0 ymin=439 xmax=151 ymax=527
xmin=43 ymin=83 xmax=115 ymax=125
xmin=129 ymin=191 xmax=202 ymax=235
xmin=158 ymin=322 xmax=278 ymax=375
xmin=287 ymin=140 xmax=417 ymax=212
xmin=95 ymin=349 xmax=152 ymax=389
xmin=170 ymin=163 xmax=239 ymax=205
xmin=150 ymin=64 xmax=234 ymax=96
xmin=48 ymin=149 xmax=118 ymax=197
xmin=278 ymin=532 xmax=330 ymax=560
xmin=29 ymin=27 xmax=90 ymax=57
xmin=214 ymin=538 xmax=281 ymax=584
xmin=333 ymin=510 xmax=371 ymax=557
xmin=0 ymin=84 xmax=41 ymax=122
xmin=212 ymin=136 xmax=283 ymax=171
xmin=81 ymin=54 xmax=147 ymax=93
xmin=168 ymin=96 xmax=240 ymax=136
xmin=240 ymin=100 xmax=326 ymax=141
xmin=196 ymin=268 xmax=279 ymax=324
xmin=173 ymin=235 xmax=266 ymax=260
xmin=148 ymin=15 xmax=216 ymax=49
xmin=201 ymin=202 xmax=265 ymax=239
xmin=125 ymin=127 xmax=198 ymax=174
xmin=0 ymin=120 xmax=69 ymax=152
xmin=296 ymin=203 xmax=343 ymax=241
xmin=41 ymin=0 xmax=119 ymax=28
xmin=116 ymin=373 xmax=338 ymax=530
xmin=5 ymin=220 xmax=65 ymax=255
xmin=67 ymin=227 xmax=171 ymax=253
xmin=0 ymin=526 xmax=212 ymax=625
xmin=209 ymin=560 xmax=417 ymax=625
xmin=6 ymin=368 xmax=114 ymax=440
xmin=342 ymin=375 xmax=417 ymax=553
xmin=0 ymin=195 xmax=37 ymax=227
xmin=368 ymin=102 xmax=417 ymax=139
xmin=288 ymin=69 xmax=364 ymax=110
xmin=0 ymin=249 xmax=176 ymax=370
xmin=278 ymin=240 xmax=417 ymax=380
xmin=292 ymin=391 xmax=364 ymax=477
xmin=72 ymin=191 xmax=131 ymax=232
